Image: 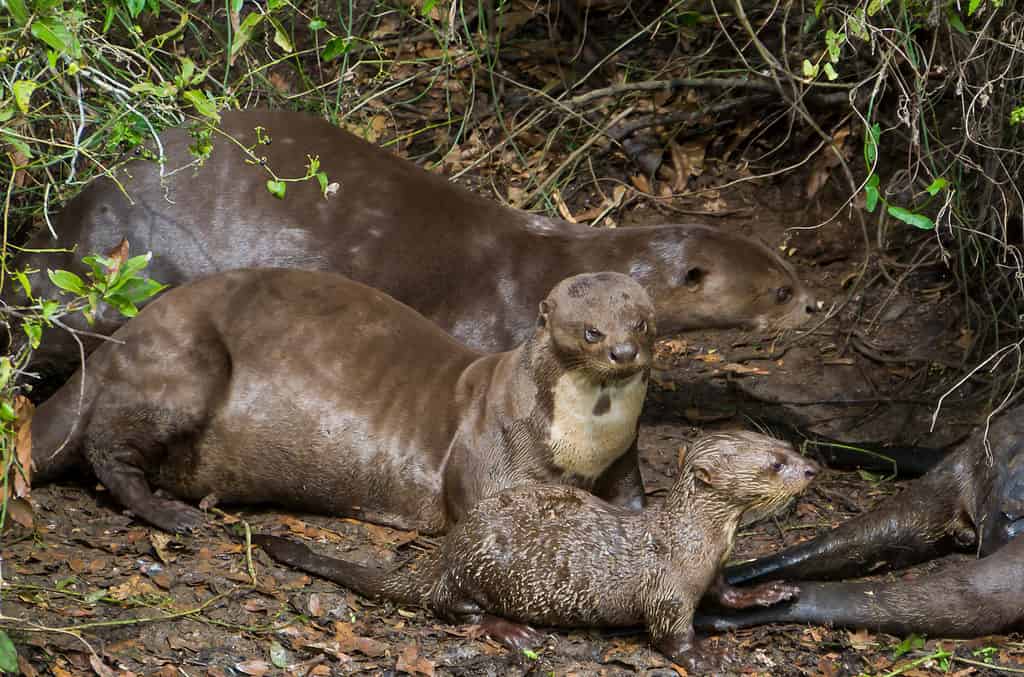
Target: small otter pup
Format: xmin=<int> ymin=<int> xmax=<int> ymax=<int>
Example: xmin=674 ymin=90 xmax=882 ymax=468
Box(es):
xmin=32 ymin=270 xmax=654 ymax=534
xmin=254 ymin=431 xmax=819 ymax=666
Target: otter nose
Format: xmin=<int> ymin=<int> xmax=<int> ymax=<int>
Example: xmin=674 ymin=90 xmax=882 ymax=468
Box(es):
xmin=609 ymin=342 xmax=638 ymax=364
xmin=805 ymin=300 xmax=821 ymax=315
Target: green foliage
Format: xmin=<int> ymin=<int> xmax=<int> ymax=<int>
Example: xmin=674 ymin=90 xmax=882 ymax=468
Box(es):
xmin=891 ymin=633 xmax=925 ymax=658
xmin=0 ymin=630 xmax=17 ymax=672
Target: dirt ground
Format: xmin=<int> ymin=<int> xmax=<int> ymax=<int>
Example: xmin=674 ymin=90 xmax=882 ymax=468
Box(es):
xmin=5 ymin=183 xmax=1023 ymax=675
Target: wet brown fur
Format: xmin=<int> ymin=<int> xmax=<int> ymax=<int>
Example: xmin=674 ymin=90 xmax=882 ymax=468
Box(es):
xmin=31 ymin=270 xmax=655 ymax=534
xmin=8 ymin=110 xmax=819 ymax=395
xmin=255 ymin=431 xmax=819 ymax=666
xmin=699 ymin=407 xmax=1024 ymax=637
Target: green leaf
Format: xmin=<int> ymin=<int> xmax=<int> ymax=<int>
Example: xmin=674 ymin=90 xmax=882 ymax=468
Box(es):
xmin=813 ymin=0 xmax=824 ymax=17
xmin=117 ymin=252 xmax=154 ymax=281
xmin=230 ymin=11 xmax=264 ymax=57
xmin=892 ymin=633 xmax=925 ymax=658
xmin=41 ymin=300 xmax=60 ymax=321
xmin=4 ymin=0 xmax=28 ymax=26
xmin=848 ymin=9 xmax=869 ymax=40
xmin=126 ymin=0 xmax=146 ymax=18
xmin=48 ymin=269 xmax=88 ymax=296
xmin=0 ymin=629 xmax=16 ymax=672
xmin=0 ymin=358 xmax=11 ymax=391
xmin=863 ymin=122 xmax=881 ymax=166
xmin=309 ymin=18 xmax=326 ymax=31
xmin=823 ymin=63 xmax=838 ymax=81
xmin=266 ymin=180 xmax=286 ymax=199
xmin=31 ymin=17 xmax=82 ymax=59
xmin=421 ymin=0 xmax=438 ymax=16
xmin=947 ymin=10 xmax=967 ymax=34
xmin=269 ymin=641 xmax=288 ymax=669
xmin=865 ymin=184 xmax=879 ymax=213
xmin=112 ymin=277 xmax=167 ymax=304
xmin=825 ymin=29 xmax=845 ymax=62
xmin=866 ymin=0 xmax=888 ymax=16
xmin=969 ymin=0 xmax=982 ymax=14
xmin=322 ymin=36 xmax=351 ymax=61
xmin=0 ymin=400 xmax=15 ymax=422
xmin=12 ymin=80 xmax=38 ymax=113
xmin=182 ymin=89 xmax=220 ymax=121
xmin=22 ymin=320 xmax=41 ymax=349
xmin=522 ymin=648 xmax=539 ymax=660
xmin=316 ymin=171 xmax=328 ymax=196
xmin=887 ymin=205 xmax=935 ymax=230
xmin=802 ymin=59 xmax=819 ymax=78
xmin=106 ymin=298 xmax=139 ymax=317
xmin=269 ymin=17 xmax=293 ymax=52
xmin=153 ymin=11 xmax=190 ymax=47
xmin=84 ymin=588 xmax=107 ymax=603
xmin=13 ymin=270 xmax=31 ymax=299
xmin=926 ymin=177 xmax=949 ymax=195
xmin=857 ymin=468 xmax=882 ymax=482
xmin=2 ymin=133 xmax=32 ymax=160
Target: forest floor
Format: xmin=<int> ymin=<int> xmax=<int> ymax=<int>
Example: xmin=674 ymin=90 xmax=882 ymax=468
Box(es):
xmin=7 ymin=189 xmax=1023 ymax=675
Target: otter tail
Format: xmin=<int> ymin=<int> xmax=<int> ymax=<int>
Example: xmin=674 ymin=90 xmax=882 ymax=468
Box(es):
xmin=29 ymin=369 xmax=96 ymax=483
xmin=252 ymin=534 xmax=434 ymax=607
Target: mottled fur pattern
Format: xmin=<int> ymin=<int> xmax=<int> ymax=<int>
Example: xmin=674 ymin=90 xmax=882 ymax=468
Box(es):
xmin=256 ymin=431 xmax=819 ymax=664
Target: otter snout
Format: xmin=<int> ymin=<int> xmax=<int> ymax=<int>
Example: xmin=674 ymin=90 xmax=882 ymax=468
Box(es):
xmin=609 ymin=341 xmax=639 ymax=364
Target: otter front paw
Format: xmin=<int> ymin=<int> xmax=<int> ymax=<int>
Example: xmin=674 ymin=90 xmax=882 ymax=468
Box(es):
xmin=745 ymin=581 xmax=800 ymax=607
xmin=136 ymin=498 xmax=206 ymax=534
xmin=478 ymin=614 xmax=544 ymax=652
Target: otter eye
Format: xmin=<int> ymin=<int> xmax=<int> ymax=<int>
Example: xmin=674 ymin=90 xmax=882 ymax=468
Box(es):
xmin=776 ymin=287 xmax=793 ymax=304
xmin=770 ymin=461 xmax=785 ymax=473
xmin=685 ymin=267 xmax=705 ymax=290
xmin=635 ymin=319 xmax=647 ymax=333
xmin=584 ymin=327 xmax=604 ymax=344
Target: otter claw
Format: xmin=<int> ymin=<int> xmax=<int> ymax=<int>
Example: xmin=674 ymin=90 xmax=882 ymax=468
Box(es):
xmin=749 ymin=581 xmax=800 ymax=607
xmin=479 ymin=615 xmax=544 ymax=651
xmin=141 ymin=499 xmax=206 ymax=534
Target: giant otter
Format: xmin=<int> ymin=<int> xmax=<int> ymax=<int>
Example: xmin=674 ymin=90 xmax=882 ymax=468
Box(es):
xmin=254 ymin=431 xmax=819 ymax=667
xmin=32 ymin=270 xmax=656 ymax=534
xmin=693 ymin=406 xmax=1024 ymax=636
xmin=8 ymin=109 xmax=818 ymax=390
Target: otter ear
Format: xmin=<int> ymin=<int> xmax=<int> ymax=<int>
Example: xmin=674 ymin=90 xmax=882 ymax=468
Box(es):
xmin=538 ymin=299 xmax=554 ymax=328
xmin=693 ymin=465 xmax=714 ymax=486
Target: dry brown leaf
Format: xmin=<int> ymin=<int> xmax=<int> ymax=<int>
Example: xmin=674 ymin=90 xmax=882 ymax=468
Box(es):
xmin=235 ymin=660 xmax=271 ymax=676
xmin=552 ymin=190 xmax=577 ymax=223
xmin=719 ymin=363 xmax=770 ymax=376
xmin=309 ymin=666 xmax=332 ymax=677
xmin=12 ymin=395 xmax=32 ymax=497
xmin=629 ymin=174 xmax=651 ymax=194
xmin=334 ymin=621 xmax=387 ymax=657
xmin=18 ymin=655 xmax=41 ymax=677
xmin=88 ymin=654 xmax=117 ymax=677
xmin=267 ymin=71 xmax=291 ymax=94
xmin=6 ymin=497 xmax=33 ymax=528
xmin=105 ymin=238 xmax=130 ymax=273
xmin=150 ymin=531 xmax=174 ymax=564
xmin=69 ymin=558 xmax=87 ymax=572
xmin=308 ymin=592 xmax=322 ymax=616
xmin=108 ymin=575 xmax=159 ymax=600
xmin=52 ymin=663 xmax=75 ymax=677
xmin=396 ymin=644 xmax=435 ymax=676
xmin=846 ymin=628 xmax=875 ymax=650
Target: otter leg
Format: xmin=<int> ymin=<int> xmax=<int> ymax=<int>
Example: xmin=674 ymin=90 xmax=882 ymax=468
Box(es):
xmin=696 ymin=537 xmax=1024 ymax=636
xmin=706 ymin=574 xmax=798 ymax=609
xmin=594 ymin=439 xmax=645 ymax=510
xmin=725 ymin=468 xmax=962 ymax=584
xmin=86 ymin=436 xmax=205 ymax=534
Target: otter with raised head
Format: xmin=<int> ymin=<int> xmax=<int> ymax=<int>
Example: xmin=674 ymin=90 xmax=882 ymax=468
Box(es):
xmin=254 ymin=431 xmax=819 ymax=667
xmin=9 ymin=109 xmax=819 ymax=392
xmin=32 ymin=270 xmax=655 ymax=534
xmin=693 ymin=406 xmax=1024 ymax=636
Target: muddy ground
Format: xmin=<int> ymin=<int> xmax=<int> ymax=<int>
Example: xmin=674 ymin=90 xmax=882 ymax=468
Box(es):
xmin=4 ymin=184 xmax=1023 ymax=675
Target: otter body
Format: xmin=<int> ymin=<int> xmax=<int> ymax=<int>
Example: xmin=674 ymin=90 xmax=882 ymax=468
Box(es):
xmin=255 ymin=431 xmax=819 ymax=666
xmin=31 ymin=270 xmax=655 ymax=534
xmin=695 ymin=407 xmax=1024 ymax=636
xmin=10 ymin=109 xmax=818 ymax=389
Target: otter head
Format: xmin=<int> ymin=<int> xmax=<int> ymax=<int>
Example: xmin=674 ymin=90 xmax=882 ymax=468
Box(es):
xmin=538 ymin=272 xmax=656 ymax=382
xmin=980 ymin=442 xmax=1024 ymax=555
xmin=647 ymin=228 xmax=822 ymax=334
xmin=682 ymin=431 xmax=819 ymax=519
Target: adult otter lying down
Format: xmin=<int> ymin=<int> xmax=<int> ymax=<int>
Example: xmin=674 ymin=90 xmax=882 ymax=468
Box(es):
xmin=31 ymin=270 xmax=655 ymax=534
xmin=255 ymin=431 xmax=819 ymax=668
xmin=8 ymin=109 xmax=819 ymax=393
xmin=695 ymin=408 xmax=1024 ymax=637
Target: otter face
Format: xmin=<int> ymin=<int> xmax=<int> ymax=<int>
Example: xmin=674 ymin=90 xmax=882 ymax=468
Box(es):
xmin=688 ymin=431 xmax=819 ymax=516
xmin=981 ymin=444 xmax=1024 ymax=554
xmin=651 ymin=231 xmax=822 ymax=334
xmin=539 ymin=272 xmax=656 ymax=382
